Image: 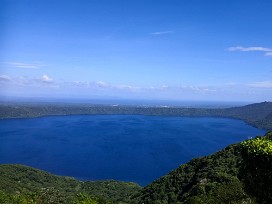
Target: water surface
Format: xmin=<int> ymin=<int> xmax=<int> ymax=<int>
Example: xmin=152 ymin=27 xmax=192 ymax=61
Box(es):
xmin=0 ymin=115 xmax=266 ymax=185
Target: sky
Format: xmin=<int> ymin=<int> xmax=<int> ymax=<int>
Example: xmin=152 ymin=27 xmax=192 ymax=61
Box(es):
xmin=1 ymin=0 xmax=272 ymax=102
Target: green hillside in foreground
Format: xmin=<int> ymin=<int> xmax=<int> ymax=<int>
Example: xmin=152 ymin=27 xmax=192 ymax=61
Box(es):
xmin=0 ymin=165 xmax=141 ymax=203
xmin=1 ymin=131 xmax=271 ymax=203
xmin=132 ymin=131 xmax=272 ymax=204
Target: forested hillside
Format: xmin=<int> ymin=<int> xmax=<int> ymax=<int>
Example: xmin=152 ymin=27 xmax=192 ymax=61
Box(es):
xmin=211 ymin=102 xmax=272 ymax=129
xmin=131 ymin=131 xmax=272 ymax=203
xmin=131 ymin=143 xmax=249 ymax=203
xmin=0 ymin=164 xmax=141 ymax=203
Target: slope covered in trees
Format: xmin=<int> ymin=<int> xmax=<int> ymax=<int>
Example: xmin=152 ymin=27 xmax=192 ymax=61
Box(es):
xmin=131 ymin=131 xmax=272 ymax=203
xmin=0 ymin=164 xmax=141 ymax=203
xmin=211 ymin=101 xmax=272 ymax=129
xmin=131 ymin=144 xmax=249 ymax=203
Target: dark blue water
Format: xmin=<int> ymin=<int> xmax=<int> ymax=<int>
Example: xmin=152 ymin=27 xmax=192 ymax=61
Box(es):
xmin=0 ymin=115 xmax=266 ymax=185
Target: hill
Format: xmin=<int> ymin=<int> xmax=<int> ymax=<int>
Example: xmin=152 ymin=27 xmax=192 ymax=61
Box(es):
xmin=0 ymin=164 xmax=141 ymax=203
xmin=131 ymin=144 xmax=250 ymax=203
xmin=211 ymin=101 xmax=272 ymax=129
xmin=0 ymin=101 xmax=272 ymax=129
xmin=131 ymin=131 xmax=272 ymax=204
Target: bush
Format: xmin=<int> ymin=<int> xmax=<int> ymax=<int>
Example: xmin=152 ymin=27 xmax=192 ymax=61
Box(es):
xmin=240 ymin=136 xmax=272 ymax=204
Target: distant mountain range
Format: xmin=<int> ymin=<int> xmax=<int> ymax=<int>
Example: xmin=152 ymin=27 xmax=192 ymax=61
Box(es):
xmin=0 ymin=101 xmax=272 ymax=129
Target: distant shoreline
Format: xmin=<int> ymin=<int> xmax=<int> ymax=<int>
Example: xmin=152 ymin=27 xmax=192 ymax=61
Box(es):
xmin=0 ymin=101 xmax=272 ymax=130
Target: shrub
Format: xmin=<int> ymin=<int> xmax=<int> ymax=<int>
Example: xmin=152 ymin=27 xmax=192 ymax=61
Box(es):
xmin=240 ymin=136 xmax=272 ymax=204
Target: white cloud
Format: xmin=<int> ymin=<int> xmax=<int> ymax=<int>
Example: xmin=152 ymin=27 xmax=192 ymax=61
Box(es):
xmin=228 ymin=46 xmax=272 ymax=52
xmin=150 ymin=30 xmax=174 ymax=35
xmin=145 ymin=85 xmax=216 ymax=93
xmin=0 ymin=75 xmax=11 ymax=82
xmin=228 ymin=46 xmax=272 ymax=56
xmin=5 ymin=62 xmax=45 ymax=69
xmin=248 ymin=81 xmax=272 ymax=88
xmin=41 ymin=75 xmax=53 ymax=83
xmin=179 ymin=85 xmax=217 ymax=93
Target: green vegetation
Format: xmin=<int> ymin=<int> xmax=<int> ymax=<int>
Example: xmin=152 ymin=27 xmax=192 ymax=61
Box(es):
xmin=241 ymin=135 xmax=272 ymax=156
xmin=0 ymin=101 xmax=272 ymax=129
xmin=131 ymin=131 xmax=272 ymax=203
xmin=239 ymin=131 xmax=272 ymax=204
xmin=0 ymin=190 xmax=114 ymax=204
xmin=0 ymin=164 xmax=141 ymax=203
xmin=131 ymin=144 xmax=253 ymax=203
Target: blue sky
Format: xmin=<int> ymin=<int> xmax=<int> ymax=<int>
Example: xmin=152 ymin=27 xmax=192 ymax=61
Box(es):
xmin=1 ymin=0 xmax=272 ymax=102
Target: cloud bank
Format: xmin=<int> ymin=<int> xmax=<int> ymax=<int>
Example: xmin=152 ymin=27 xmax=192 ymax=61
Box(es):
xmin=1 ymin=74 xmax=271 ymax=101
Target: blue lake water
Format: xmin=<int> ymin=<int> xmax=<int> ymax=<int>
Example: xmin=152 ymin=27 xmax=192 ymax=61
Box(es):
xmin=0 ymin=115 xmax=266 ymax=186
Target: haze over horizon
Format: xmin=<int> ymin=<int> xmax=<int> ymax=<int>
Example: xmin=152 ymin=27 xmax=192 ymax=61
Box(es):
xmin=1 ymin=0 xmax=272 ymax=102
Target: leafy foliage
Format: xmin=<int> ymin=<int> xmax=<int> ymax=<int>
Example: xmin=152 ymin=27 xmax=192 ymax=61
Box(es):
xmin=241 ymin=136 xmax=272 ymax=155
xmin=82 ymin=181 xmax=140 ymax=203
xmin=239 ymin=131 xmax=272 ymax=204
xmin=72 ymin=193 xmax=114 ymax=204
xmin=0 ymin=190 xmax=114 ymax=204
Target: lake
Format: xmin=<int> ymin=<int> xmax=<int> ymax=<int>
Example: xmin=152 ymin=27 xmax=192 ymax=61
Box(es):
xmin=0 ymin=115 xmax=266 ymax=186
